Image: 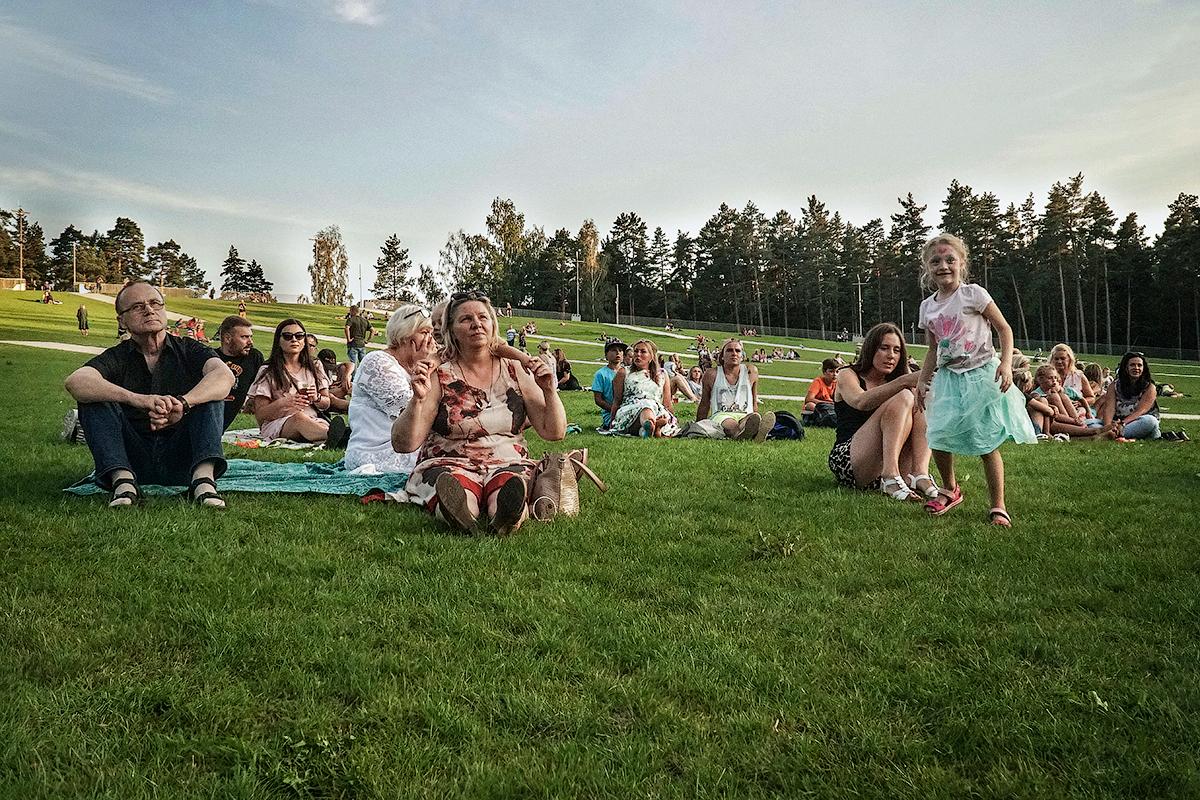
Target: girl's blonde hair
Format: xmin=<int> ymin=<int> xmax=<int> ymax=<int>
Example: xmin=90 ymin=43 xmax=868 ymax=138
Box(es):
xmin=1034 ymin=363 xmax=1059 ymax=382
xmin=1049 ymin=343 xmax=1077 ymax=374
xmin=920 ymin=233 xmax=971 ymax=291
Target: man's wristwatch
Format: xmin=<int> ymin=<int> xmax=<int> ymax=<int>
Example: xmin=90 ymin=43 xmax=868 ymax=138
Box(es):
xmin=174 ymin=395 xmax=191 ymax=415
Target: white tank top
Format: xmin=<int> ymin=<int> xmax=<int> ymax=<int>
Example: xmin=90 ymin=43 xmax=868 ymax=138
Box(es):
xmin=709 ymin=364 xmax=753 ymax=414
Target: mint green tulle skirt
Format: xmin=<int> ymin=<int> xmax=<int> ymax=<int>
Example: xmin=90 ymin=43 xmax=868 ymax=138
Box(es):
xmin=926 ymin=358 xmax=1037 ymax=455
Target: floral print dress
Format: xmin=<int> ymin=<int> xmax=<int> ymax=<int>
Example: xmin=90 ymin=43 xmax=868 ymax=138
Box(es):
xmin=405 ymin=359 xmax=536 ymax=509
xmin=611 ymin=368 xmax=678 ymax=435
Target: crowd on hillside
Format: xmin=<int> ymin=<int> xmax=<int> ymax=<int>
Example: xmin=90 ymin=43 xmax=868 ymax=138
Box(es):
xmin=57 ymin=234 xmax=1190 ymax=532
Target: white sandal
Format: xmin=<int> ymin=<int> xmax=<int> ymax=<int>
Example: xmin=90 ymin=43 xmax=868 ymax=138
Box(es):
xmin=880 ymin=476 xmax=918 ymax=501
xmin=907 ymin=473 xmax=940 ymax=499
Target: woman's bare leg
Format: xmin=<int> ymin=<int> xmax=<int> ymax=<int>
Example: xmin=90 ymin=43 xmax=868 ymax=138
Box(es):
xmin=280 ymin=414 xmax=329 ymax=442
xmin=848 ymin=390 xmax=915 ymax=488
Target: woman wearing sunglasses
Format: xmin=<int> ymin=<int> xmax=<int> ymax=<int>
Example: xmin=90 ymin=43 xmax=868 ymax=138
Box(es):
xmin=247 ymin=318 xmax=334 ymax=443
xmin=394 ymin=291 xmax=566 ymax=534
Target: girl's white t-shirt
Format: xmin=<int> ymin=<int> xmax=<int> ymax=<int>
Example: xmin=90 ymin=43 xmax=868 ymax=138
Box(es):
xmin=919 ymin=283 xmax=996 ymax=373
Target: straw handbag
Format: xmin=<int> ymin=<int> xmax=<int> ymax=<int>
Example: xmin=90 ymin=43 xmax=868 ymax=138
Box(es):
xmin=530 ymin=448 xmax=606 ymax=521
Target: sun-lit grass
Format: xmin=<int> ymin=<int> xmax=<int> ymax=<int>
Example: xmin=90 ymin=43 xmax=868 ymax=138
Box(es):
xmin=2 ymin=291 xmax=1199 ymax=798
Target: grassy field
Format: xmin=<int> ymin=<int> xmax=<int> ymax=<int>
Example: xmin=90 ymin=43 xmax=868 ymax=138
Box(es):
xmin=2 ymin=291 xmax=1199 ymax=798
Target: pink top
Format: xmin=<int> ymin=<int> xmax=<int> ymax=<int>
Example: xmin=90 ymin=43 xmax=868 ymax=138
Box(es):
xmin=919 ymin=283 xmax=995 ymax=373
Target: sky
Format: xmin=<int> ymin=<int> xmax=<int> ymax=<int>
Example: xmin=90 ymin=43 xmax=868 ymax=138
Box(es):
xmin=2 ymin=0 xmax=1198 ymax=297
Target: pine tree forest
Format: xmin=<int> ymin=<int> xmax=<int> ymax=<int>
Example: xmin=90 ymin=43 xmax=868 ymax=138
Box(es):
xmin=4 ymin=174 xmax=1198 ymax=356
xmin=431 ymin=176 xmax=1199 ymax=357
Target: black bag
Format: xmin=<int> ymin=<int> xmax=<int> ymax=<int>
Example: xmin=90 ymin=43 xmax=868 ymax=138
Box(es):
xmin=804 ymin=403 xmax=838 ymax=429
xmin=766 ymin=410 xmax=805 ymax=440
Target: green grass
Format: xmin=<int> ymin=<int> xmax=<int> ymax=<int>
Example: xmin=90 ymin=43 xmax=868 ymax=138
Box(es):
xmin=2 ymin=292 xmax=1199 ymax=798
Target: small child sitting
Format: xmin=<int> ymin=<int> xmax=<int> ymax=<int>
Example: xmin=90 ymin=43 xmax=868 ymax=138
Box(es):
xmin=1028 ymin=364 xmax=1105 ymax=440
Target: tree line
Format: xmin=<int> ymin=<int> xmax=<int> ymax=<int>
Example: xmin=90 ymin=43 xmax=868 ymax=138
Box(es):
xmin=0 ymin=212 xmax=274 ymax=294
xmin=6 ymin=175 xmax=1198 ymax=353
xmin=423 ymin=179 xmax=1198 ymax=355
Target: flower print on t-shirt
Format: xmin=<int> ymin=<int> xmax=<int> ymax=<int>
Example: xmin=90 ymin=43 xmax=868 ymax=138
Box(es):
xmin=918 ymin=283 xmax=996 ymax=374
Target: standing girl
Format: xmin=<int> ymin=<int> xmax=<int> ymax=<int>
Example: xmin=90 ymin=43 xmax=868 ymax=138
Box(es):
xmin=915 ymin=233 xmax=1036 ymax=526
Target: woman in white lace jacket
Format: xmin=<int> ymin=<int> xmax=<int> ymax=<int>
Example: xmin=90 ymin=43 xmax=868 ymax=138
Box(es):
xmin=345 ymin=304 xmax=436 ymax=473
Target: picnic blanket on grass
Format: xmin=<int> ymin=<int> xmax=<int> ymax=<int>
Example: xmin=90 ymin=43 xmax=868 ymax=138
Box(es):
xmin=222 ymin=427 xmax=321 ymax=450
xmin=65 ymin=458 xmax=408 ymax=497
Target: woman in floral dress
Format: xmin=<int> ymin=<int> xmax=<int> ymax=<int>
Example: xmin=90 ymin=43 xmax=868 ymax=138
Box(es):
xmin=610 ymin=339 xmax=678 ymax=437
xmin=395 ymin=292 xmax=566 ymax=534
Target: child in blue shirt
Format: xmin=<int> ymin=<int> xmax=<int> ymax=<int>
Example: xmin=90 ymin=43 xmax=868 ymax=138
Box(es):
xmin=591 ymin=341 xmax=625 ymax=429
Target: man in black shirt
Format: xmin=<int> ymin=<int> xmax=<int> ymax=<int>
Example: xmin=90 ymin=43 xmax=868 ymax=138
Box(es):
xmin=64 ymin=282 xmax=235 ymax=508
xmin=214 ymin=315 xmax=264 ymax=430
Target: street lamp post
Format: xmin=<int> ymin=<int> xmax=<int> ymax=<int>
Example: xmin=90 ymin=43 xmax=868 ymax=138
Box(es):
xmin=16 ymin=207 xmax=25 ymax=284
xmin=853 ymin=272 xmax=872 ymax=338
xmin=72 ymin=242 xmax=77 ymax=289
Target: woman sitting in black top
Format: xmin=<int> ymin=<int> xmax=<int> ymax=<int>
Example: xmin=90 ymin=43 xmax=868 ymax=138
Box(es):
xmin=828 ymin=322 xmax=937 ymax=502
xmin=555 ymin=348 xmax=583 ymax=391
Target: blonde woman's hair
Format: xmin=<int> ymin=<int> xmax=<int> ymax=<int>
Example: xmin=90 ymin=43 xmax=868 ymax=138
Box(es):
xmin=630 ymin=339 xmax=660 ymax=383
xmin=1049 ymin=343 xmax=1077 ymax=374
xmin=441 ymin=293 xmax=501 ymax=362
xmin=920 ymin=232 xmax=971 ymax=291
xmin=385 ymin=303 xmax=431 ymax=347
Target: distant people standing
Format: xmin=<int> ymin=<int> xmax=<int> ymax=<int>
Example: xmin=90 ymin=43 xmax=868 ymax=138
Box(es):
xmin=237 ymin=300 xmax=247 ymax=318
xmin=76 ymin=304 xmax=89 ymax=336
xmin=517 ymin=329 xmax=527 ymax=352
xmin=344 ymin=304 xmax=374 ymax=366
xmin=506 ymin=324 xmax=517 ymax=346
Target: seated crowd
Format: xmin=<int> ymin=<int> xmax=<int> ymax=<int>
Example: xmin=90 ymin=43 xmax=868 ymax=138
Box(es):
xmin=63 ymin=281 xmax=1190 ymax=528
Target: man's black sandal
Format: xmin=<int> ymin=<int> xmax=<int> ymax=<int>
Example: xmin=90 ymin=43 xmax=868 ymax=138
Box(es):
xmin=109 ymin=476 xmax=142 ymax=508
xmin=188 ymin=476 xmax=227 ymax=509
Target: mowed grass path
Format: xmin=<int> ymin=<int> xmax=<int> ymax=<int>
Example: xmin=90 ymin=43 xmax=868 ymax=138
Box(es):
xmin=1 ymin=293 xmax=1199 ymax=798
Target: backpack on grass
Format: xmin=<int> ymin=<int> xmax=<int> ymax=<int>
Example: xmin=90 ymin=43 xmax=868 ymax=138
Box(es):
xmin=766 ymin=410 xmax=804 ymax=440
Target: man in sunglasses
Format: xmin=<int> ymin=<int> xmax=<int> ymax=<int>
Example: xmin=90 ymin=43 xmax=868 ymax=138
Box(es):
xmin=64 ymin=282 xmax=235 ymax=509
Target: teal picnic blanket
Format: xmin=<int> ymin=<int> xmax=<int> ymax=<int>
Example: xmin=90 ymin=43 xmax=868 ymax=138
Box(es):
xmin=65 ymin=458 xmax=408 ymax=497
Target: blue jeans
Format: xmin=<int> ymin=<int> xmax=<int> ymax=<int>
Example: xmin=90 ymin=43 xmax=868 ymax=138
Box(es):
xmin=347 ymin=345 xmax=366 ymax=365
xmin=78 ymin=401 xmax=227 ymax=488
xmin=1122 ymin=415 xmax=1160 ymax=440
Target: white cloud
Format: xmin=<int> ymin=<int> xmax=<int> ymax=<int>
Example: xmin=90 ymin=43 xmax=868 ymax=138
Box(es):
xmin=333 ymin=0 xmax=384 ymax=26
xmin=0 ymin=19 xmax=172 ymax=103
xmin=0 ymin=165 xmax=324 ymax=229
